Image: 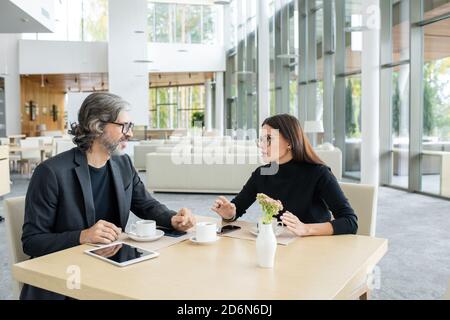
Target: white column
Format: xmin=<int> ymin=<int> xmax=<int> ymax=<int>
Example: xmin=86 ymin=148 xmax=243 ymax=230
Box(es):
xmin=214 ymin=72 xmax=224 ymax=135
xmin=205 ymin=79 xmax=212 ymax=132
xmin=361 ymin=0 xmax=380 ymax=185
xmin=108 ymin=0 xmax=149 ymax=126
xmin=257 ymin=0 xmax=270 ymax=127
xmin=0 ymin=34 xmax=21 ymax=135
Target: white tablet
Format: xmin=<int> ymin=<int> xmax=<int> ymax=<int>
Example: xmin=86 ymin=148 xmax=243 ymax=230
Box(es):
xmin=84 ymin=242 xmax=159 ymax=267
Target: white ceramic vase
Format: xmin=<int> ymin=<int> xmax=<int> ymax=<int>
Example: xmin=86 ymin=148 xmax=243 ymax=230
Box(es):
xmin=256 ymin=222 xmax=277 ymax=268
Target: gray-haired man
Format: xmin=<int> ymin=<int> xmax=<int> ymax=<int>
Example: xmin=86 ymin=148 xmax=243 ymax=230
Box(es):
xmin=21 ymin=92 xmax=196 ymax=300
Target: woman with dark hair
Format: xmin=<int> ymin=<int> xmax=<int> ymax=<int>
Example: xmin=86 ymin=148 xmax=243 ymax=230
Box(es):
xmin=212 ymin=114 xmax=357 ymax=236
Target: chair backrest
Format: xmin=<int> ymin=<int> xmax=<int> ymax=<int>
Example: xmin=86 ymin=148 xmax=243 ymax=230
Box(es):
xmin=316 ymin=148 xmax=343 ymax=180
xmin=4 ymin=196 xmax=28 ymax=297
xmin=19 ymin=138 xmax=41 ymax=160
xmin=339 ymin=182 xmax=377 ymax=237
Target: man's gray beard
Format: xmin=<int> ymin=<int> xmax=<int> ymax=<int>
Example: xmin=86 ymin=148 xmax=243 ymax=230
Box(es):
xmin=100 ymin=134 xmax=123 ymax=156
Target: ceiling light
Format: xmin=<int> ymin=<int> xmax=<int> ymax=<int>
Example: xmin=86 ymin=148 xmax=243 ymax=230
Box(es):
xmin=21 ymin=17 xmax=30 ymax=23
xmin=133 ymin=59 xmax=153 ymax=63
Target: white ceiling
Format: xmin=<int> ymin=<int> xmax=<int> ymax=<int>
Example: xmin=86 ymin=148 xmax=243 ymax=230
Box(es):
xmin=0 ymin=0 xmax=53 ymax=33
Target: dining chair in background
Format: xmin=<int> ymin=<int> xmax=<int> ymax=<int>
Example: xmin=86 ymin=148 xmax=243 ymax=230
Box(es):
xmin=4 ymin=196 xmax=28 ymax=299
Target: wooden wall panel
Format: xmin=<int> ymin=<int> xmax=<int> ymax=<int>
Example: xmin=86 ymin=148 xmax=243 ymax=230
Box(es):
xmin=20 ymin=77 xmax=66 ymax=137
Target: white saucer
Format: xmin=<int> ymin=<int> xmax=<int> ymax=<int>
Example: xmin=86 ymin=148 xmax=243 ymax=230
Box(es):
xmin=126 ymin=229 xmax=164 ymax=242
xmin=250 ymin=227 xmax=283 ymax=237
xmin=189 ymin=236 xmax=220 ymax=244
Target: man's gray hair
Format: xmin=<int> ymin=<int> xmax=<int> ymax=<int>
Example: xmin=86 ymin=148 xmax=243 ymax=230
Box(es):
xmin=69 ymin=92 xmax=130 ymax=152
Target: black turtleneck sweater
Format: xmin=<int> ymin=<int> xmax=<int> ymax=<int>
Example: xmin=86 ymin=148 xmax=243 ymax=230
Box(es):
xmin=231 ymin=160 xmax=358 ymax=235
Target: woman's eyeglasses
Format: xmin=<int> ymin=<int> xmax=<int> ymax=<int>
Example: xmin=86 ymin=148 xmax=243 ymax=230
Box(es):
xmin=109 ymin=121 xmax=134 ymax=134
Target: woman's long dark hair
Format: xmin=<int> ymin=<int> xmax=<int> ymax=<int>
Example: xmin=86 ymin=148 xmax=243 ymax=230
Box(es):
xmin=262 ymin=114 xmax=324 ymax=165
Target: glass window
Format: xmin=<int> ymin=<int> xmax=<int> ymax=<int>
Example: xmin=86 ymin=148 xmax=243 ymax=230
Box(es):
xmin=82 ymin=0 xmax=108 ymax=42
xmin=149 ymin=85 xmax=205 ymax=129
xmin=203 ymin=6 xmax=215 ymax=44
xmin=148 ymin=2 xmax=215 ymax=44
xmin=154 ymin=3 xmax=170 ymax=42
xmin=186 ymin=5 xmax=202 ymax=44
xmin=421 ymin=18 xmax=450 ymax=195
xmin=147 ymin=2 xmax=155 ymax=42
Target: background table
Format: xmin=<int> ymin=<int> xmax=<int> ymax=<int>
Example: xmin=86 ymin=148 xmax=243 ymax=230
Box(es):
xmin=13 ymin=220 xmax=387 ymax=300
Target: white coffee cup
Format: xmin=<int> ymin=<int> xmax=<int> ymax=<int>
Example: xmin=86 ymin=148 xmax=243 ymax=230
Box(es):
xmin=130 ymin=220 xmax=156 ymax=237
xmin=257 ymin=218 xmax=283 ymax=235
xmin=196 ymin=222 xmax=217 ymax=242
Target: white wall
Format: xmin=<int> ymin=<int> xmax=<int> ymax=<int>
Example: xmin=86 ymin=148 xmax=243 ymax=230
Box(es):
xmin=148 ymin=43 xmax=226 ymax=73
xmin=66 ymin=92 xmax=92 ymax=126
xmin=0 ymin=34 xmax=21 ymax=135
xmin=108 ymin=0 xmax=149 ymax=126
xmin=19 ymin=40 xmax=108 ymax=74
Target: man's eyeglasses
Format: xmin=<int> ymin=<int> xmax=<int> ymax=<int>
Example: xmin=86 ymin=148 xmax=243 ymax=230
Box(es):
xmin=256 ymin=135 xmax=272 ymax=147
xmin=109 ymin=121 xmax=134 ymax=134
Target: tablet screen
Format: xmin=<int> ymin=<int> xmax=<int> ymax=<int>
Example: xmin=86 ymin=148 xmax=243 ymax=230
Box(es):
xmin=89 ymin=243 xmax=155 ymax=264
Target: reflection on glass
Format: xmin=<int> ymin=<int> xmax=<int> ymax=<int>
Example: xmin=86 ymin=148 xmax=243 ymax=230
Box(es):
xmin=344 ymin=0 xmax=363 ymax=73
xmin=391 ymin=65 xmax=410 ymax=188
xmin=392 ymin=0 xmax=409 ymax=62
xmin=344 ymin=76 xmax=361 ymax=180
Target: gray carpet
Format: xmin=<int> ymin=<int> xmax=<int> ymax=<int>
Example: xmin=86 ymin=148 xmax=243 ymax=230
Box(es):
xmin=1 ymin=173 xmax=449 ymax=300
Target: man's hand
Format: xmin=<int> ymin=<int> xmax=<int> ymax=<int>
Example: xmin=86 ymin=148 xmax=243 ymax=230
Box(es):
xmin=171 ymin=208 xmax=196 ymax=231
xmin=79 ymin=219 xmax=122 ymax=244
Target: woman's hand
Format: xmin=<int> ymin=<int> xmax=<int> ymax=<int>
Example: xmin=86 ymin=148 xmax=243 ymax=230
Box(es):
xmin=281 ymin=211 xmax=310 ymax=237
xmin=211 ymin=196 xmax=236 ymax=220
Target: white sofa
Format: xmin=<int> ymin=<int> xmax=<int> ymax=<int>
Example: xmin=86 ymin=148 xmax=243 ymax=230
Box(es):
xmin=134 ymin=137 xmax=233 ymax=170
xmin=145 ymin=144 xmax=343 ymax=194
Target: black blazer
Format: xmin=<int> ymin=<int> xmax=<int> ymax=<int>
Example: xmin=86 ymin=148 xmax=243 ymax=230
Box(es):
xmin=20 ymin=147 xmax=176 ymax=299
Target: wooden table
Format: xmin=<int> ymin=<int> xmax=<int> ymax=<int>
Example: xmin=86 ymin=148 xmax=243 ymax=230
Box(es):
xmin=13 ymin=219 xmax=388 ymax=300
xmin=9 ymin=145 xmax=54 ymax=162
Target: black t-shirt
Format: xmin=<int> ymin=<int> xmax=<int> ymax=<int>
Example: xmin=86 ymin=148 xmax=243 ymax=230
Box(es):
xmin=88 ymin=162 xmax=121 ymax=228
xmin=231 ymin=159 xmax=358 ymax=235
